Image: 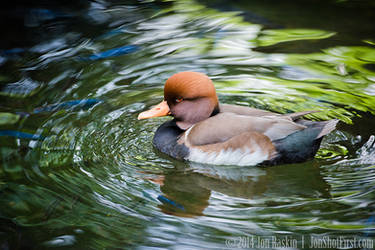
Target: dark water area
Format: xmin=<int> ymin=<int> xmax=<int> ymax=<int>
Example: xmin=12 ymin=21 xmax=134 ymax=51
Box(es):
xmin=204 ymin=0 xmax=375 ymax=49
xmin=0 ymin=0 xmax=375 ymax=249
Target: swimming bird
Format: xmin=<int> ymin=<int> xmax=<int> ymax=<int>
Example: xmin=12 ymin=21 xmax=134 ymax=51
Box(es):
xmin=138 ymin=72 xmax=338 ymax=166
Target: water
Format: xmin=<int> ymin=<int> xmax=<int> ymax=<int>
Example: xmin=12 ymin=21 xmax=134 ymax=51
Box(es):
xmin=1 ymin=0 xmax=375 ymax=249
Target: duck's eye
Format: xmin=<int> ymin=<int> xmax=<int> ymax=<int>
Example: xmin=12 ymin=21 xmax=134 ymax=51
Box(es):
xmin=175 ymin=98 xmax=183 ymax=103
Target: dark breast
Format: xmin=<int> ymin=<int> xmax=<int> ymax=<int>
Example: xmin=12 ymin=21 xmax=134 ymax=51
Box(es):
xmin=152 ymin=119 xmax=189 ymax=159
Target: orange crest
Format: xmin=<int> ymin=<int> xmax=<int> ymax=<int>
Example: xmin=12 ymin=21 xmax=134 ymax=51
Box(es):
xmin=164 ymin=72 xmax=218 ymax=105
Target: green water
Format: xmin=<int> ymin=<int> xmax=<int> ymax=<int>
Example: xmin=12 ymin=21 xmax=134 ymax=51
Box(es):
xmin=1 ymin=0 xmax=375 ymax=249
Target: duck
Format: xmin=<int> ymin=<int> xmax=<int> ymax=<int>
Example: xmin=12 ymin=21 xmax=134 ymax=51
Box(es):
xmin=138 ymin=71 xmax=338 ymax=166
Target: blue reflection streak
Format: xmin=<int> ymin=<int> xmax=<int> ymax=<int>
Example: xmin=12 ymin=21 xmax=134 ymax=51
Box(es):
xmin=0 ymin=130 xmax=45 ymax=140
xmin=141 ymin=190 xmax=185 ymax=211
xmin=80 ymin=45 xmax=139 ymax=61
xmin=365 ymin=215 xmax=375 ymax=236
xmin=1 ymin=48 xmax=27 ymax=56
xmin=25 ymin=8 xmax=74 ymax=27
xmin=157 ymin=195 xmax=185 ymax=211
xmin=33 ymin=99 xmax=102 ymax=114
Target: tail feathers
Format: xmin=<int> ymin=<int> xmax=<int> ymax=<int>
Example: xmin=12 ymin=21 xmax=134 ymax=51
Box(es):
xmin=270 ymin=119 xmax=339 ymax=164
xmin=295 ymin=119 xmax=339 ymax=139
xmin=317 ymin=119 xmax=339 ymax=139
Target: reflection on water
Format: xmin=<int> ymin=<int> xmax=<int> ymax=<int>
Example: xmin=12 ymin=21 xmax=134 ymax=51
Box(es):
xmin=156 ymin=162 xmax=330 ymax=218
xmin=1 ymin=0 xmax=375 ymax=248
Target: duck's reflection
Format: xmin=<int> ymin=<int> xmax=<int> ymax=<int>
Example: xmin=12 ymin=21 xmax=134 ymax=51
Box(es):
xmin=153 ymin=161 xmax=330 ymax=217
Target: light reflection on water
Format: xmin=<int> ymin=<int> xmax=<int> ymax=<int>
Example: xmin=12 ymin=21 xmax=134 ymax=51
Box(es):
xmin=0 ymin=0 xmax=375 ymax=248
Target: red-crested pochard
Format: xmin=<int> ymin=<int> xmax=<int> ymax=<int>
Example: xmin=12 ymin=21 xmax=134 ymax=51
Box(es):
xmin=138 ymin=72 xmax=338 ymax=166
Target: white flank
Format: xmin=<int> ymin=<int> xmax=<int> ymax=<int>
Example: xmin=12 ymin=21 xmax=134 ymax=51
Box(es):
xmin=187 ymin=146 xmax=268 ymax=166
xmin=184 ymin=124 xmax=269 ymax=166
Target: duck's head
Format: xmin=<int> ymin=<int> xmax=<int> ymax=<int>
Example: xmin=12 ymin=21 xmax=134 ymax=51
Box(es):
xmin=138 ymin=72 xmax=219 ymax=130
